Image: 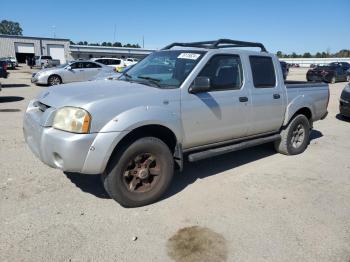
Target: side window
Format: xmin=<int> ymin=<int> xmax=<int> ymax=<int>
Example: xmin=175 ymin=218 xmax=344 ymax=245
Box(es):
xmin=84 ymin=62 xmax=101 ymax=68
xmin=70 ymin=62 xmax=81 ymax=69
xmin=249 ymin=56 xmax=276 ymax=88
xmin=198 ymin=54 xmax=243 ymax=90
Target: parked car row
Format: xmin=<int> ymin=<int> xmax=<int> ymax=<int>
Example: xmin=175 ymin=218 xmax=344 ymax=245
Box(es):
xmin=307 ymin=62 xmax=350 ymax=84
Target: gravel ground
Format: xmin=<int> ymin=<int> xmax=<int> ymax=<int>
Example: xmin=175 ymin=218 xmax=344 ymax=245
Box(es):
xmin=0 ymin=66 xmax=349 ymax=262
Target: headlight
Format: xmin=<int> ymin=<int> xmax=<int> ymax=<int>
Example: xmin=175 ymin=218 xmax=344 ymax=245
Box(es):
xmin=53 ymin=107 xmax=91 ymax=133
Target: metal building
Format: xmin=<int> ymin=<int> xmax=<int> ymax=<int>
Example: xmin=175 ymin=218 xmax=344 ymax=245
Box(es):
xmin=0 ymin=34 xmax=155 ymax=64
xmin=0 ymin=34 xmax=70 ymax=64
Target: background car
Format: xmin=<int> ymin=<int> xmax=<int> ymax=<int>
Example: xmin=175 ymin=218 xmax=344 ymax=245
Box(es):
xmin=339 ymin=83 xmax=350 ymax=118
xmin=4 ymin=56 xmax=18 ymax=67
xmin=91 ymin=58 xmax=127 ymax=72
xmin=31 ymin=60 xmax=113 ymax=85
xmin=0 ymin=60 xmax=9 ymax=78
xmin=124 ymin=57 xmax=139 ymax=66
xmin=279 ymin=61 xmax=289 ymax=80
xmin=0 ymin=58 xmax=16 ymax=70
xmin=0 ymin=59 xmax=9 ymax=91
xmin=307 ymin=64 xmax=350 ymax=83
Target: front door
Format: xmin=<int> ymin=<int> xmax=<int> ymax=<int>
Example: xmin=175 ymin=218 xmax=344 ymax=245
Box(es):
xmin=181 ymin=54 xmax=251 ymax=149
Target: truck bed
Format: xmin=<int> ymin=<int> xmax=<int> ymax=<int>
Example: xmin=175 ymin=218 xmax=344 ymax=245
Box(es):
xmin=285 ymin=80 xmax=327 ymax=89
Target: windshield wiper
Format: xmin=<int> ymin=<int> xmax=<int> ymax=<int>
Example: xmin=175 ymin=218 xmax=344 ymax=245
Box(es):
xmin=137 ymin=75 xmax=161 ymax=87
xmin=124 ymin=72 xmax=132 ymax=79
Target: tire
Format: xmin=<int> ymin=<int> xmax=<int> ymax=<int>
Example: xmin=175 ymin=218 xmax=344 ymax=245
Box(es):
xmin=102 ymin=137 xmax=174 ymax=207
xmin=274 ymin=114 xmax=310 ymax=155
xmin=330 ymin=76 xmax=336 ymax=84
xmin=346 ymin=75 xmax=350 ymax=82
xmin=48 ymin=75 xmax=62 ymax=86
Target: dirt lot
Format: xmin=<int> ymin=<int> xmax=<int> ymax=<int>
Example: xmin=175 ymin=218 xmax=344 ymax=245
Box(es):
xmin=0 ymin=66 xmax=349 ymax=262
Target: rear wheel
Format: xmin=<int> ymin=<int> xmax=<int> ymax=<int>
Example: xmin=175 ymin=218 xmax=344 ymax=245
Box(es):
xmin=346 ymin=75 xmax=350 ymax=82
xmin=330 ymin=76 xmax=336 ymax=84
xmin=274 ymin=114 xmax=310 ymax=155
xmin=48 ymin=75 xmax=62 ymax=86
xmin=102 ymin=137 xmax=174 ymax=207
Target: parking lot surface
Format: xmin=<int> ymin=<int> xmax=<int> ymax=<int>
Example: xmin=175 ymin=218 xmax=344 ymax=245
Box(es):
xmin=0 ymin=66 xmax=349 ymax=262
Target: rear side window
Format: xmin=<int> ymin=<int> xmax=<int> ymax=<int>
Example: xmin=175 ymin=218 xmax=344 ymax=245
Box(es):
xmin=41 ymin=56 xmax=52 ymax=59
xmin=96 ymin=59 xmax=107 ymax=65
xmin=198 ymin=54 xmax=243 ymax=91
xmin=249 ymin=56 xmax=276 ymax=88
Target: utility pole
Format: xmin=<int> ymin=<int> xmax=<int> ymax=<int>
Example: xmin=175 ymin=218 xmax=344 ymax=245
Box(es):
xmin=113 ymin=24 xmax=116 ymax=43
xmin=52 ymin=25 xmax=56 ymax=38
xmin=142 ymin=35 xmax=144 ymax=48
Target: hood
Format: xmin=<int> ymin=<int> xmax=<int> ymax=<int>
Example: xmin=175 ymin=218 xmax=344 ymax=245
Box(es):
xmin=37 ymin=80 xmax=181 ymax=132
xmin=37 ymin=79 xmax=174 ymax=108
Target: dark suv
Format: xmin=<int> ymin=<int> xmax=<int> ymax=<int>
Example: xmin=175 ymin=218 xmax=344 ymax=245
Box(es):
xmin=307 ymin=65 xmax=350 ymax=83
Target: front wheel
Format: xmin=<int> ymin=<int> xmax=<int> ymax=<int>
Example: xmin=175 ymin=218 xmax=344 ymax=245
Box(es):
xmin=48 ymin=75 xmax=62 ymax=86
xmin=102 ymin=137 xmax=174 ymax=207
xmin=274 ymin=114 xmax=310 ymax=155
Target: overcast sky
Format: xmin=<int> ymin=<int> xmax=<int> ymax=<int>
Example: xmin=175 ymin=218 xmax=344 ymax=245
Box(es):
xmin=1 ymin=0 xmax=349 ymax=54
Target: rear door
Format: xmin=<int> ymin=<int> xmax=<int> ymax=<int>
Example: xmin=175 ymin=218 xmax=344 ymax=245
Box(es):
xmin=246 ymin=55 xmax=286 ymax=136
xmin=82 ymin=62 xmax=102 ymax=80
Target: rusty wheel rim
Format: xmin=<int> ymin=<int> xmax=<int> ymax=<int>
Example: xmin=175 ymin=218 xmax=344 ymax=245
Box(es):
xmin=122 ymin=153 xmax=161 ymax=193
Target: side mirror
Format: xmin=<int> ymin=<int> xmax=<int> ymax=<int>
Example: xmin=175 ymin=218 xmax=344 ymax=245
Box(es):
xmin=66 ymin=66 xmax=72 ymax=70
xmin=189 ymin=76 xmax=211 ymax=94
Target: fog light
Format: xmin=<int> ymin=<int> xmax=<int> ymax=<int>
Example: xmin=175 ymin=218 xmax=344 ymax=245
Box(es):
xmin=53 ymin=152 xmax=63 ymax=169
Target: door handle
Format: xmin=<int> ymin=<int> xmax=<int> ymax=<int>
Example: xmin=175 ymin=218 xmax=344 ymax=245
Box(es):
xmin=239 ymin=96 xmax=248 ymax=102
xmin=273 ymin=94 xmax=281 ymax=99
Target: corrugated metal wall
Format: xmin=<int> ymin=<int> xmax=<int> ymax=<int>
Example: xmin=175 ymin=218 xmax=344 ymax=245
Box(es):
xmin=0 ymin=35 xmax=70 ymax=62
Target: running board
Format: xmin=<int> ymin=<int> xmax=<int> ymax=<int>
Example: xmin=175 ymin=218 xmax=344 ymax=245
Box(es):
xmin=188 ymin=134 xmax=281 ymax=162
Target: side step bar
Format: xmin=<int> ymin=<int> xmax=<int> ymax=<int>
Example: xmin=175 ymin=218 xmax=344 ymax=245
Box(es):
xmin=188 ymin=134 xmax=281 ymax=162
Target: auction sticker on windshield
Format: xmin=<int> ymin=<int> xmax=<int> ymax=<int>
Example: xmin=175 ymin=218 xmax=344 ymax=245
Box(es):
xmin=177 ymin=53 xmax=201 ymax=60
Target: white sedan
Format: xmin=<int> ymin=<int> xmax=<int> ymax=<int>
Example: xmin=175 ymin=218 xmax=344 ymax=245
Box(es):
xmin=31 ymin=60 xmax=114 ymax=85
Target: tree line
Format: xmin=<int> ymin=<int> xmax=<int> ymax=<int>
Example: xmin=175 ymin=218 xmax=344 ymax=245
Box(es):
xmin=276 ymin=50 xmax=350 ymax=58
xmin=70 ymin=41 xmax=141 ymax=48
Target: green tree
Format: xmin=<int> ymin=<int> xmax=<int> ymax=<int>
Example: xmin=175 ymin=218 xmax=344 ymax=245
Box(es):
xmin=315 ymin=52 xmax=322 ymax=58
xmin=303 ymin=52 xmax=312 ymax=58
xmin=106 ymin=42 xmax=112 ymax=47
xmin=0 ymin=20 xmax=23 ymax=35
xmin=276 ymin=51 xmax=283 ymax=58
xmin=112 ymin=42 xmax=122 ymax=47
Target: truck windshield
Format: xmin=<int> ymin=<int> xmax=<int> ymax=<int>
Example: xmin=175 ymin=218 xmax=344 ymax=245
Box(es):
xmin=119 ymin=50 xmax=205 ymax=88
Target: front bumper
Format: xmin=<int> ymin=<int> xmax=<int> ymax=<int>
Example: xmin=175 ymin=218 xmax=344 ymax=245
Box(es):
xmin=339 ymin=99 xmax=350 ymax=117
xmin=31 ymin=74 xmax=48 ymax=84
xmin=23 ymin=104 xmax=125 ymax=174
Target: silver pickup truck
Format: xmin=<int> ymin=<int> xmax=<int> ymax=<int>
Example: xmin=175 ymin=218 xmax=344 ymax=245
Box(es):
xmin=23 ymin=39 xmax=329 ymax=207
